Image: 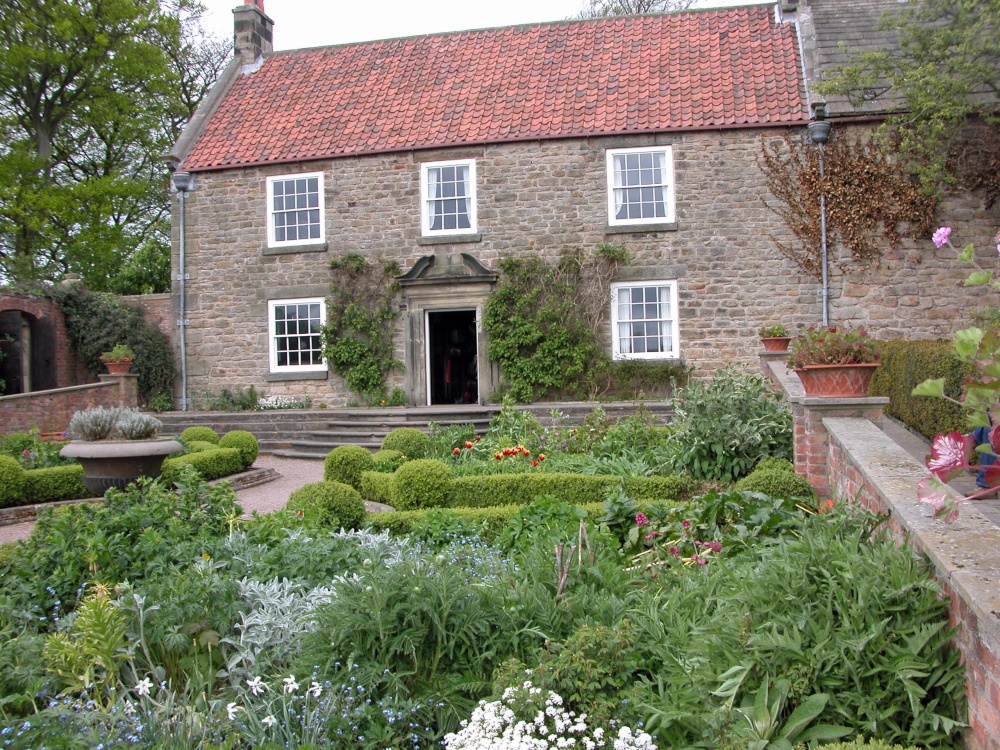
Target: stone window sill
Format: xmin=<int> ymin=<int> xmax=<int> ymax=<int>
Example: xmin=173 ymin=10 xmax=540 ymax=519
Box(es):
xmin=416 ymin=233 xmax=482 ymax=246
xmin=263 ymin=242 xmax=329 ymax=257
xmin=604 ymin=223 xmax=677 ymax=235
xmin=265 ymin=371 xmax=329 ymax=382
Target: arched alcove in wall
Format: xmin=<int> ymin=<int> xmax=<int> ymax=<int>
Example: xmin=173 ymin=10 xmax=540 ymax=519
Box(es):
xmin=0 ymin=302 xmax=59 ymax=395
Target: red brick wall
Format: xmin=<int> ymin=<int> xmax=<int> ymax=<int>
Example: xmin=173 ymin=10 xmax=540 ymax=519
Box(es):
xmin=121 ymin=293 xmax=174 ymax=346
xmin=0 ymin=294 xmax=87 ymax=388
xmin=0 ymin=376 xmax=137 ymax=434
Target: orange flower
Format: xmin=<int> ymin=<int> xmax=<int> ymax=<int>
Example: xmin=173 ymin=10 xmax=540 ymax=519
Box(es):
xmin=464 ymin=441 xmax=474 ymax=449
xmin=494 ymin=451 xmax=503 ymax=460
xmin=817 ymin=499 xmax=835 ymax=513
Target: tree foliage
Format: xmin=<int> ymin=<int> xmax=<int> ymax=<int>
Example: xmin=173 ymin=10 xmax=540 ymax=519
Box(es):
xmin=0 ymin=0 xmax=228 ymax=292
xmin=576 ymin=0 xmax=695 ymax=17
xmin=817 ymin=0 xmax=1000 ymax=196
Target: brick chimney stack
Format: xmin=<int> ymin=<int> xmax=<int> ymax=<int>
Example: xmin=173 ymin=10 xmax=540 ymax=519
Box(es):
xmin=233 ymin=0 xmax=273 ymax=66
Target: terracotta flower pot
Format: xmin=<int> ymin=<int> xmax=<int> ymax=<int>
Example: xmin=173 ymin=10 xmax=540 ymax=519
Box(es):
xmin=761 ymin=336 xmax=792 ymax=352
xmin=794 ymin=363 xmax=880 ymax=398
xmin=60 ymin=438 xmax=183 ymax=496
xmin=103 ymin=358 xmax=132 ymax=375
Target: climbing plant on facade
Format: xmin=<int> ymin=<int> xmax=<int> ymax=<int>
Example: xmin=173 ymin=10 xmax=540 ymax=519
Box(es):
xmin=759 ymin=131 xmax=937 ymax=278
xmin=322 ymin=253 xmax=401 ymax=404
xmin=484 ymin=245 xmax=627 ymax=402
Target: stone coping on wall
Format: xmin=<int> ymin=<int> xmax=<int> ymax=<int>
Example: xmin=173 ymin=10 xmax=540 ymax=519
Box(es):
xmin=0 ymin=380 xmax=114 ymax=402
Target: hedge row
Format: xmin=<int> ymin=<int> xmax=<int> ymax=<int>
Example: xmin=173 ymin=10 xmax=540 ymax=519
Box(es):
xmin=357 ymin=465 xmax=696 ymax=510
xmin=365 ymin=501 xmax=610 ymax=541
xmin=0 ymin=461 xmax=89 ymax=509
xmin=161 ymin=447 xmax=243 ymax=485
xmin=871 ymin=339 xmax=977 ymax=440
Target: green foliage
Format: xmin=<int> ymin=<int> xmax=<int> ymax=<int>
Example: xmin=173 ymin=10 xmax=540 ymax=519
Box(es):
xmin=789 ymin=326 xmax=881 ymax=368
xmin=148 ymin=393 xmax=173 ymax=413
xmin=0 ymin=455 xmax=26 ymax=507
xmin=391 ymin=458 xmax=454 ymax=510
xmin=322 ymin=253 xmax=401 ymax=403
xmin=178 ymin=426 xmax=220 ymax=445
xmin=733 ymin=468 xmax=816 ymax=500
xmin=372 ymin=448 xmax=405 ymax=472
xmin=185 ymin=440 xmax=216 ymax=453
xmin=219 ymin=430 xmax=259 ymax=470
xmin=323 ymin=445 xmax=375 ymax=489
xmin=360 ymin=470 xmax=395 ymax=504
xmin=871 ymin=339 xmax=977 ymax=439
xmin=23 ymin=465 xmax=88 ymax=504
xmin=815 ymin=0 xmax=1000 ymax=197
xmin=603 ymin=359 xmax=691 ymax=400
xmin=200 ymin=385 xmax=258 ymax=412
xmin=99 ymin=344 xmax=134 ymax=363
xmin=286 ymin=481 xmax=365 ymax=530
xmin=160 ymin=447 xmax=243 ymax=484
xmin=499 ymin=494 xmax=589 ymax=550
xmin=52 ymin=287 xmax=175 ymax=403
xmin=661 ymin=367 xmax=793 ymax=482
xmin=450 ymin=473 xmax=693 ymax=509
xmin=632 ymin=508 xmax=965 ymax=748
xmin=754 ymin=456 xmax=796 ymax=474
xmin=484 ymin=249 xmax=624 ymax=402
xmin=406 ymin=508 xmax=485 ymax=547
xmin=816 ymin=740 xmax=925 ymax=750
xmin=758 ymin=324 xmax=789 ymax=338
xmin=0 ymin=469 xmax=240 ymax=616
xmin=381 ymin=427 xmax=430 ymax=458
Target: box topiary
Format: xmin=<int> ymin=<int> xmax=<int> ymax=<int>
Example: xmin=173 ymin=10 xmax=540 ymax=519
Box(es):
xmin=324 ymin=445 xmax=375 ymax=489
xmin=186 ymin=440 xmax=218 ymax=453
xmin=160 ymin=447 xmax=243 ymax=484
xmin=23 ymin=465 xmax=88 ymax=503
xmin=391 ymin=458 xmax=453 ymax=510
xmin=0 ymin=455 xmax=26 ymax=508
xmin=360 ymin=470 xmax=394 ymax=504
xmin=286 ymin=480 xmax=365 ymax=530
xmin=449 ymin=473 xmax=694 ymax=510
xmin=179 ymin=426 xmax=220 ymax=445
xmin=219 ymin=430 xmax=259 ymax=469
xmin=381 ymin=427 xmax=430 ymax=459
xmin=733 ymin=468 xmax=816 ymax=500
xmin=752 ymin=456 xmax=796 ymax=474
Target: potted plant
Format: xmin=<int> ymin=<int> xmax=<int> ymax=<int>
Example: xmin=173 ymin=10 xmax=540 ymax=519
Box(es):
xmin=59 ymin=406 xmax=183 ymax=495
xmin=758 ymin=324 xmax=792 ymax=352
xmin=100 ymin=344 xmax=135 ymax=375
xmin=788 ymin=326 xmax=880 ymax=397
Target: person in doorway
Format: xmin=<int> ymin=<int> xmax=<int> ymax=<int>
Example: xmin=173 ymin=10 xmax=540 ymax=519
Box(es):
xmin=458 ymin=380 xmax=478 ymax=404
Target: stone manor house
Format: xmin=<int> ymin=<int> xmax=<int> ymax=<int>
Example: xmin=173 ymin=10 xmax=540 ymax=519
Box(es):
xmin=165 ymin=0 xmax=998 ymax=407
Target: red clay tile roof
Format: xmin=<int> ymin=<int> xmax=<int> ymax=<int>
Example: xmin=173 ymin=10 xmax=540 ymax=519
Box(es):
xmin=181 ymin=5 xmax=806 ymax=171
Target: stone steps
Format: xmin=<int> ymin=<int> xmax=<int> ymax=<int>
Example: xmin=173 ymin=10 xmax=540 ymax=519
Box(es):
xmin=159 ymin=401 xmax=673 ymax=460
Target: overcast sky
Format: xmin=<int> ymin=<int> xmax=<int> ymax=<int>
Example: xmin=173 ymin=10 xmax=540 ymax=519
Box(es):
xmin=199 ymin=0 xmax=759 ymax=51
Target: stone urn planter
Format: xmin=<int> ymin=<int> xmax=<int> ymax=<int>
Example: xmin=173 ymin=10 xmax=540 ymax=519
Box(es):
xmin=794 ymin=363 xmax=881 ymax=398
xmin=61 ymin=438 xmax=183 ymax=496
xmin=60 ymin=405 xmax=181 ymax=496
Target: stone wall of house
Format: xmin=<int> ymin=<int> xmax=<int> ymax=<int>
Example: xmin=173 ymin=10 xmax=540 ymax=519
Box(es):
xmin=172 ymin=127 xmax=999 ymax=406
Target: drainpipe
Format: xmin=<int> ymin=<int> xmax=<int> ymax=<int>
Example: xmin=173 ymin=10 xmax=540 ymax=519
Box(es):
xmin=807 ymin=102 xmax=832 ymax=327
xmin=171 ymin=171 xmax=192 ymax=411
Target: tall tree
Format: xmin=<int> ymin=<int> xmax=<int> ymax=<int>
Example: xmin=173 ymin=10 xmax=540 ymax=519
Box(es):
xmin=817 ymin=0 xmax=1000 ymax=198
xmin=0 ymin=0 xmax=228 ymax=292
xmin=576 ymin=0 xmax=696 ymax=18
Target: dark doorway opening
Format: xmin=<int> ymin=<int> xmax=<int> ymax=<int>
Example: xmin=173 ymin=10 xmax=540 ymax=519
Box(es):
xmin=0 ymin=310 xmax=57 ymax=395
xmin=427 ymin=310 xmax=478 ymax=405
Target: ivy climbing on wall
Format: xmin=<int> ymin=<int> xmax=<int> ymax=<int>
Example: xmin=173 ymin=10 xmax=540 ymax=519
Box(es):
xmin=322 ymin=253 xmax=401 ymax=405
xmin=759 ymin=131 xmax=937 ymax=279
xmin=483 ymin=245 xmax=627 ymax=403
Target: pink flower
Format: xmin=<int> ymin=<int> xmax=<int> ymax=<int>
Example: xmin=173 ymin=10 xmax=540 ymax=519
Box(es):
xmin=932 ymin=226 xmax=952 ymax=248
xmin=705 ymin=540 xmax=722 ymax=553
xmin=635 ymin=513 xmax=650 ymax=527
xmin=681 ymin=520 xmax=691 ymax=530
xmin=926 ymin=431 xmax=974 ymax=481
xmin=668 ymin=546 xmax=680 ymax=558
xmin=693 ymin=555 xmax=706 ymax=565
xmin=644 ymin=531 xmax=659 ymax=541
xmin=917 ymin=475 xmax=962 ymax=523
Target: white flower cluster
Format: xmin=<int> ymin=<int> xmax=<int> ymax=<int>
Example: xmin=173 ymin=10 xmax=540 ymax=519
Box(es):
xmin=256 ymin=395 xmax=309 ymax=410
xmin=444 ymin=682 xmax=657 ymax=750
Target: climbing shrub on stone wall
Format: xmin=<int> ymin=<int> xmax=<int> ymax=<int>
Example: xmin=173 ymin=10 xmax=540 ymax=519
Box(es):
xmin=52 ymin=286 xmax=174 ymax=405
xmin=484 ymin=245 xmax=626 ymax=402
xmin=322 ymin=253 xmax=401 ymax=405
xmin=759 ymin=131 xmax=937 ymax=278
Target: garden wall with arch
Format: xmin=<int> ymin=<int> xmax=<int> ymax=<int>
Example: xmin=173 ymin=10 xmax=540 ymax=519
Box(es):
xmin=763 ymin=352 xmax=1000 ymax=750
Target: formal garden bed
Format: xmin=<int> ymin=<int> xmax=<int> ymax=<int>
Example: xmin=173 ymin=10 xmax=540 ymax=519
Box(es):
xmin=0 ymin=369 xmax=967 ymax=748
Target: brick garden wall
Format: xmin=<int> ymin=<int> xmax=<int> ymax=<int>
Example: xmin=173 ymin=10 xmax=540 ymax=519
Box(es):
xmin=174 ymin=127 xmax=1000 ymax=407
xmin=764 ymin=356 xmax=1000 ymax=750
xmin=0 ymin=293 xmax=88 ymax=390
xmin=0 ymin=375 xmax=138 ymax=434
